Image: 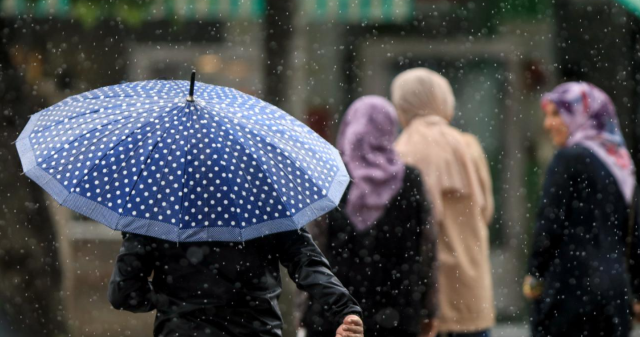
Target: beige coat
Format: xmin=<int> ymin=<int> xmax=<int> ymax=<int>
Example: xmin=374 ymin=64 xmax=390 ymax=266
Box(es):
xmin=395 ymin=117 xmax=495 ymax=332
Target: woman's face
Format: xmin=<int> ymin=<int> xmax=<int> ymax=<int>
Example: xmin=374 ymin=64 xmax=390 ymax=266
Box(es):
xmin=543 ymin=102 xmax=570 ymax=147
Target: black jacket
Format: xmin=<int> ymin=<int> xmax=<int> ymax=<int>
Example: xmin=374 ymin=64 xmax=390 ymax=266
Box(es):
xmin=528 ymin=145 xmax=640 ymax=337
xmin=108 ymin=227 xmax=362 ymax=337
xmin=304 ymin=166 xmax=437 ymax=335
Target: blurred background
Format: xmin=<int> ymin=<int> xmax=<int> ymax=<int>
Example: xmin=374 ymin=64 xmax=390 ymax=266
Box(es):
xmin=1 ymin=0 xmax=640 ymax=336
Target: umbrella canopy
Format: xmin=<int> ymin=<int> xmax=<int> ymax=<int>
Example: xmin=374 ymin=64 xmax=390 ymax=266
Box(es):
xmin=16 ymin=74 xmax=349 ymax=242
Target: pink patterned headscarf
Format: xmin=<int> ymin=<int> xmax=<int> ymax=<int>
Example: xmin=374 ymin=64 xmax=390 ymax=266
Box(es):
xmin=542 ymin=82 xmax=636 ymax=204
xmin=336 ymin=96 xmax=405 ymax=231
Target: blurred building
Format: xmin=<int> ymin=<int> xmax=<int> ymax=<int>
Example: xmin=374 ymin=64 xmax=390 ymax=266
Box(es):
xmin=2 ymin=0 xmax=640 ymax=335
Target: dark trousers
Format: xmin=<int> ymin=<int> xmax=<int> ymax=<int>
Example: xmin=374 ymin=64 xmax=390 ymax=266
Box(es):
xmin=530 ymin=296 xmax=631 ymax=337
xmin=438 ymin=330 xmax=490 ymax=337
xmin=368 ymin=326 xmax=416 ymax=337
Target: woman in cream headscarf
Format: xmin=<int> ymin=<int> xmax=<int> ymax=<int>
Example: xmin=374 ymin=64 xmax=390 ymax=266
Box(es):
xmin=392 ymin=68 xmax=495 ymax=337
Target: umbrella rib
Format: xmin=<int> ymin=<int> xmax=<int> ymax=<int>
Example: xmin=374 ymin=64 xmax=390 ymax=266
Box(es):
xmin=198 ymin=105 xmax=294 ymax=220
xmin=197 ymin=99 xmax=322 ymax=166
xmin=213 ymin=126 xmax=277 ymax=229
xmin=114 ymin=105 xmax=190 ymax=229
xmin=32 ymin=96 xmax=175 ymax=159
xmin=73 ymin=84 xmax=184 ymax=101
xmin=144 ymin=105 xmax=191 ymax=237
xmin=33 ymin=106 xmax=136 ymax=143
xmin=240 ymin=124 xmax=327 ymax=179
xmin=235 ymin=138 xmax=294 ymax=216
xmin=198 ymin=103 xmax=328 ymax=183
xmin=273 ymin=158 xmax=321 ymax=222
xmin=112 ymin=113 xmax=180 ymax=231
xmin=169 ymin=80 xmax=187 ymax=97
xmin=205 ymin=117 xmax=257 ymax=233
xmin=87 ymin=104 xmax=186 ymax=225
xmin=110 ymin=112 xmax=188 ymax=231
xmin=61 ymin=115 xmax=166 ymax=212
xmin=35 ymin=106 xmax=157 ymax=165
xmin=198 ymin=102 xmax=334 ymax=214
xmin=77 ymin=96 xmax=178 ymax=103
xmin=203 ymin=148 xmax=210 ymax=243
xmin=175 ymin=106 xmax=197 ymax=242
xmin=239 ymin=127 xmax=329 ymax=197
xmin=197 ymin=107 xmax=277 ymax=230
xmin=40 ymin=112 xmax=161 ymax=188
xmin=198 ymin=103 xmax=332 ymax=213
xmin=37 ymin=97 xmax=175 ymax=134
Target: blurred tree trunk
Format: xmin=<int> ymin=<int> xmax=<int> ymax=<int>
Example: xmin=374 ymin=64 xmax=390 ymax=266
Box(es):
xmin=0 ymin=17 xmax=67 ymax=337
xmin=264 ymin=2 xmax=299 ymax=337
xmin=630 ymin=15 xmax=640 ymax=169
xmin=264 ymin=0 xmax=294 ymax=107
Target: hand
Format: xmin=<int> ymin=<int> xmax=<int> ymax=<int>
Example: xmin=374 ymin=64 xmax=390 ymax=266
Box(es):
xmin=522 ymin=275 xmax=543 ymax=300
xmin=633 ymin=301 xmax=640 ymax=323
xmin=335 ymin=315 xmax=364 ymax=337
xmin=419 ymin=319 xmax=438 ymax=337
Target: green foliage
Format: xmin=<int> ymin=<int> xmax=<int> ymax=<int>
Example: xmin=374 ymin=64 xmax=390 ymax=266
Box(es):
xmin=71 ymin=0 xmax=154 ymax=26
xmin=498 ymin=0 xmax=553 ymax=22
xmin=24 ymin=0 xmax=155 ymax=27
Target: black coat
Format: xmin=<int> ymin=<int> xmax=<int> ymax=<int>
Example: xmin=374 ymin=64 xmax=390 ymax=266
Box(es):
xmin=528 ymin=145 xmax=640 ymax=337
xmin=303 ymin=166 xmax=438 ymax=336
xmin=108 ymin=227 xmax=362 ymax=337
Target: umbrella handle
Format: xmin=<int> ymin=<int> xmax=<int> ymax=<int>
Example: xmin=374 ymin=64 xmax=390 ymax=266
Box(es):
xmin=187 ymin=70 xmax=196 ymax=102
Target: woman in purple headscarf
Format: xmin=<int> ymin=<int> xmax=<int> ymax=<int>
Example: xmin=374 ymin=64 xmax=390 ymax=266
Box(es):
xmin=524 ymin=82 xmax=640 ymax=337
xmin=301 ymin=96 xmax=438 ymax=337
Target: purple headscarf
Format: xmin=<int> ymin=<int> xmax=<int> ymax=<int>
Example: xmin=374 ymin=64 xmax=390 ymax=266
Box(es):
xmin=336 ymin=96 xmax=406 ymax=231
xmin=542 ymin=82 xmax=636 ymax=204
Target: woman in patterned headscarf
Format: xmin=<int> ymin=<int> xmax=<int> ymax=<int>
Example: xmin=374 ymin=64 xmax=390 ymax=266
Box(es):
xmin=524 ymin=81 xmax=640 ymax=337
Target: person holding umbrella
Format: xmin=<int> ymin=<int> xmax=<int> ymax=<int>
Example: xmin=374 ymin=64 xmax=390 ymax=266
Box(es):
xmin=108 ymin=215 xmax=363 ymax=337
xmin=15 ymin=73 xmax=364 ymax=337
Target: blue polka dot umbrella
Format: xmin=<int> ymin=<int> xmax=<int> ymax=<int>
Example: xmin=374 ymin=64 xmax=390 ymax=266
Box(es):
xmin=16 ymin=72 xmax=350 ymax=242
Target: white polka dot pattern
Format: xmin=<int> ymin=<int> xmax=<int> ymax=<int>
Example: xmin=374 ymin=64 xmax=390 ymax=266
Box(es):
xmin=16 ymin=80 xmax=350 ymax=242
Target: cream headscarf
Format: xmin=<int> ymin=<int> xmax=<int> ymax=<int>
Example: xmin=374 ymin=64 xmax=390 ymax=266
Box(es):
xmin=391 ymin=68 xmax=456 ymax=125
xmin=392 ymin=68 xmax=487 ymax=223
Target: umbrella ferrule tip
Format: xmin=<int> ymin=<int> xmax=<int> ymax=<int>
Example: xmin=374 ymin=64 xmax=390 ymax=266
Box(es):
xmin=186 ymin=96 xmax=195 ymax=102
